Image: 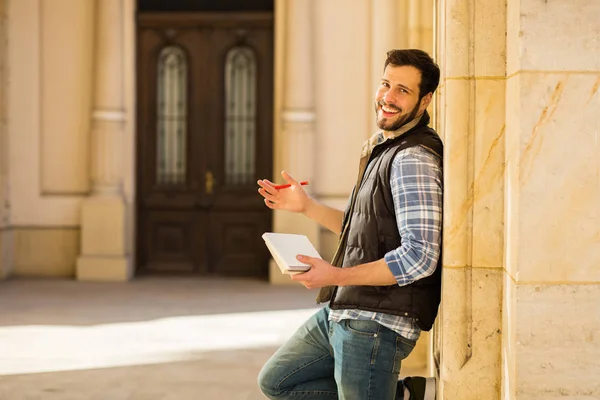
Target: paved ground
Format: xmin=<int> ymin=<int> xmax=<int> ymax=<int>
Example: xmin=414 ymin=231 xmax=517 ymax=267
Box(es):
xmin=0 ymin=277 xmax=424 ymax=400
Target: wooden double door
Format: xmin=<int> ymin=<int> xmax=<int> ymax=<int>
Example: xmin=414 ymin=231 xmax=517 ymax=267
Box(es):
xmin=136 ymin=13 xmax=273 ymax=277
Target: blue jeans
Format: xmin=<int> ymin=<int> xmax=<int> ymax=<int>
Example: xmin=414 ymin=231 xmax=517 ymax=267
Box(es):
xmin=258 ymin=307 xmax=416 ymax=399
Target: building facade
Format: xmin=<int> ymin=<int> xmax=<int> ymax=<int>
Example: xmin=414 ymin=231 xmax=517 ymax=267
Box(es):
xmin=0 ymin=0 xmax=598 ymax=398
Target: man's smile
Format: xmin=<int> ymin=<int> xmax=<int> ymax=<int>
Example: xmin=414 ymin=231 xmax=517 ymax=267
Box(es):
xmin=379 ymin=103 xmax=401 ymax=118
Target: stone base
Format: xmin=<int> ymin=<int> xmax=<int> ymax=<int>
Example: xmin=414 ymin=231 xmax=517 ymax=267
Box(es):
xmin=76 ymin=256 xmax=131 ymax=281
xmin=80 ymin=195 xmax=126 ymax=256
xmin=77 ymin=194 xmax=130 ymax=281
xmin=13 ymin=228 xmax=78 ymax=277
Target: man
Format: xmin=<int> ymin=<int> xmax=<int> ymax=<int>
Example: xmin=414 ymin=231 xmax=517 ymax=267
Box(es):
xmin=257 ymin=49 xmax=442 ymax=400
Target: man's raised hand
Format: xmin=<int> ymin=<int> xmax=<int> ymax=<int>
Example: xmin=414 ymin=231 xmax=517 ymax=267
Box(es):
xmin=257 ymin=171 xmax=311 ymax=213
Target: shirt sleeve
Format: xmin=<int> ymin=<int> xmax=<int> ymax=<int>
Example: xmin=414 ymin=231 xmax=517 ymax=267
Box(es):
xmin=384 ymin=146 xmax=443 ymax=287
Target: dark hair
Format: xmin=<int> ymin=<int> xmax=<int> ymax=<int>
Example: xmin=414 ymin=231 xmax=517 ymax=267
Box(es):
xmin=384 ymin=49 xmax=440 ymax=100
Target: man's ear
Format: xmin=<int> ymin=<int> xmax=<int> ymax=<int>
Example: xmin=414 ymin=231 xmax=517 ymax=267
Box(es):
xmin=420 ymin=92 xmax=433 ymax=110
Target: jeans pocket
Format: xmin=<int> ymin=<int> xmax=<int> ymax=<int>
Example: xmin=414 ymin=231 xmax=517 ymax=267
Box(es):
xmin=393 ymin=336 xmax=416 ymax=373
xmin=345 ymin=319 xmax=380 ymax=337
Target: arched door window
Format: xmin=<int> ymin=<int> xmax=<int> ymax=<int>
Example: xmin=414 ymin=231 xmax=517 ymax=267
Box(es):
xmin=224 ymin=46 xmax=257 ymax=186
xmin=156 ymin=46 xmax=187 ymax=185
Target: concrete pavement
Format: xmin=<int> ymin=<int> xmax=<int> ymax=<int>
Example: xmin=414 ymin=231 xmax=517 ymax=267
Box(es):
xmin=0 ymin=277 xmax=425 ymax=400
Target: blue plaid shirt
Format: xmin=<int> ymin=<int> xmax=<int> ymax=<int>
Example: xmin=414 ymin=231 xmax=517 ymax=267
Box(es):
xmin=329 ymin=133 xmax=443 ymax=342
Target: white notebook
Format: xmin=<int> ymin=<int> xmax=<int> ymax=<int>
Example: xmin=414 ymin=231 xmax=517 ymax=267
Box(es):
xmin=262 ymin=232 xmax=322 ymax=275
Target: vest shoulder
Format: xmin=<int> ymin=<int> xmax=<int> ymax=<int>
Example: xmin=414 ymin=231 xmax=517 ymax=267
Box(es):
xmin=393 ymin=145 xmax=443 ymax=163
xmin=387 ymin=128 xmax=443 ymax=160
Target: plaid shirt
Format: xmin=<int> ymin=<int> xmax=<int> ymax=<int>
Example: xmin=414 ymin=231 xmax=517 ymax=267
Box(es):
xmin=329 ymin=132 xmax=443 ymax=342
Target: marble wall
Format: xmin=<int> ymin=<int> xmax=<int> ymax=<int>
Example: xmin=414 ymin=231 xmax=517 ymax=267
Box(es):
xmin=503 ymin=0 xmax=600 ymax=398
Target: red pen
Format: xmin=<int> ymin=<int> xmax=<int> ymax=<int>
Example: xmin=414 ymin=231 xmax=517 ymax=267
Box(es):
xmin=274 ymin=181 xmax=309 ymax=190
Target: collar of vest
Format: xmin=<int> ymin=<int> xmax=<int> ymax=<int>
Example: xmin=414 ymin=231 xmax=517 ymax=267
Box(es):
xmin=379 ymin=110 xmax=431 ymax=146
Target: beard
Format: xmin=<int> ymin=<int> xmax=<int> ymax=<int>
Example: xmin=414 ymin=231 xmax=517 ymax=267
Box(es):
xmin=375 ymin=100 xmax=420 ymax=131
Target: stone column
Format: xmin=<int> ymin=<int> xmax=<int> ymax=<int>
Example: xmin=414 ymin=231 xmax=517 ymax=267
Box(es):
xmin=502 ymin=0 xmax=600 ymax=397
xmin=76 ymin=0 xmax=130 ymax=281
xmin=0 ymin=0 xmax=10 ymax=279
xmin=369 ymin=0 xmax=399 ymax=132
xmin=434 ymin=0 xmax=506 ymax=398
xmin=270 ymin=0 xmax=318 ymax=284
xmin=369 ymin=0 xmax=434 ymax=132
xmin=369 ymin=0 xmax=435 ymax=137
xmin=407 ymin=0 xmax=433 ymax=55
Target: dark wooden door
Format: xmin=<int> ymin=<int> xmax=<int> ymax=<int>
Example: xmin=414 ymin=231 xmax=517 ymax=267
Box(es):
xmin=136 ymin=13 xmax=273 ymax=277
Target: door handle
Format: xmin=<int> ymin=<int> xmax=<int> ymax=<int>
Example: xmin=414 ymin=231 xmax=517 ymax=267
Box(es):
xmin=205 ymin=171 xmax=214 ymax=194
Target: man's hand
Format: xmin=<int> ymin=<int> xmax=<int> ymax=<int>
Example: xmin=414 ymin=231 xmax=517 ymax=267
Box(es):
xmin=257 ymin=171 xmax=311 ymax=213
xmin=290 ymin=255 xmax=340 ymax=289
xmin=257 ymin=171 xmax=344 ymax=234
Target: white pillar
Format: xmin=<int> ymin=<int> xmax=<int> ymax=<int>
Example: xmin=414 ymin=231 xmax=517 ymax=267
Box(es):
xmin=270 ymin=0 xmax=318 ymax=284
xmin=281 ymin=0 xmax=315 ymax=185
xmin=368 ymin=0 xmax=434 ymax=136
xmin=0 ymin=0 xmax=10 ymax=279
xmin=76 ymin=0 xmax=130 ymax=281
xmin=369 ymin=0 xmax=399 ymax=133
xmin=407 ymin=0 xmax=433 ymax=54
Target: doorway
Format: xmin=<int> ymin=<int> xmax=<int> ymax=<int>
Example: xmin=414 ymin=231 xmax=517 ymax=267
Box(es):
xmin=136 ymin=4 xmax=274 ymax=278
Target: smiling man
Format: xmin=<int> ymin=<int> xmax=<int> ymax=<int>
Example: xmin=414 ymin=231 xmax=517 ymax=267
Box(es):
xmin=257 ymin=49 xmax=442 ymax=400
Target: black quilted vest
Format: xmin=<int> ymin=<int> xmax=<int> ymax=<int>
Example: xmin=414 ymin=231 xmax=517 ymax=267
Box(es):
xmin=316 ymin=113 xmax=443 ymax=331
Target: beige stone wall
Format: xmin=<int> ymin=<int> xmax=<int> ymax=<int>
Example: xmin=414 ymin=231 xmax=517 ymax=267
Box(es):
xmin=12 ymin=228 xmax=79 ymax=277
xmin=7 ymin=0 xmax=86 ymax=230
xmin=5 ymin=0 xmax=96 ymax=276
xmin=40 ymin=0 xmax=94 ymax=194
xmin=4 ymin=0 xmax=135 ymax=279
xmin=503 ymin=0 xmax=600 ymax=398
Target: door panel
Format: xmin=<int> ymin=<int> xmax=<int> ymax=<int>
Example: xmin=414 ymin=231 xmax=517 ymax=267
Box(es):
xmin=143 ymin=211 xmax=207 ymax=274
xmin=208 ymin=212 xmax=271 ymax=276
xmin=136 ymin=13 xmax=273 ymax=277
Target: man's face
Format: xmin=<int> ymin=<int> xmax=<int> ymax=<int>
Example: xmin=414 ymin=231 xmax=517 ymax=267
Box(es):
xmin=374 ymin=65 xmax=429 ymax=133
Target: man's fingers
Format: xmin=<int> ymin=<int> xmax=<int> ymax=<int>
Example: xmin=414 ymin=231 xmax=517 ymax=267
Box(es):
xmin=264 ymin=199 xmax=278 ymax=209
xmin=258 ymin=187 xmax=278 ymax=201
xmin=257 ymin=179 xmax=277 ymax=193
